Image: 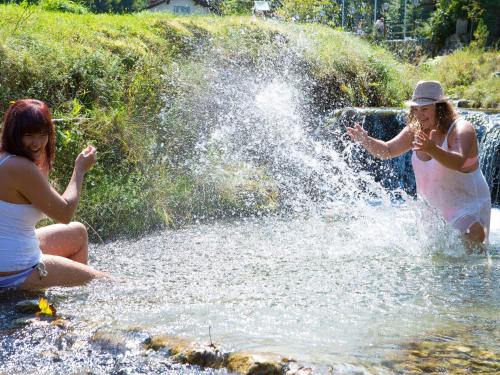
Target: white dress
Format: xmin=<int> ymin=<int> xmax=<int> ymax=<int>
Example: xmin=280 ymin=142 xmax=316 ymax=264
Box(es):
xmin=411 ymin=120 xmax=491 ymax=240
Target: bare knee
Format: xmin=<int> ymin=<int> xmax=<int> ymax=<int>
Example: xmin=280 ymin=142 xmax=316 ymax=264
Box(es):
xmin=69 ymin=221 xmax=88 ymax=243
xmin=68 ymin=221 xmax=89 ymax=264
xmin=464 ymin=222 xmax=486 ymax=243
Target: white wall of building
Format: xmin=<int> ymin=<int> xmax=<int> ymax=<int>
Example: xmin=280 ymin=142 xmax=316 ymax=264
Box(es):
xmin=148 ymin=0 xmax=209 ymax=15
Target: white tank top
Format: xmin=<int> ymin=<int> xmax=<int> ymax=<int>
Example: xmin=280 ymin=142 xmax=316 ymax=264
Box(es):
xmin=0 ymin=155 xmax=43 ymax=272
xmin=411 ymin=120 xmax=491 ymax=239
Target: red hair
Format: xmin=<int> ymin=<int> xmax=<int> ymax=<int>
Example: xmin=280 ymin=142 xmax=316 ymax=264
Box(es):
xmin=1 ymin=99 xmax=56 ymax=170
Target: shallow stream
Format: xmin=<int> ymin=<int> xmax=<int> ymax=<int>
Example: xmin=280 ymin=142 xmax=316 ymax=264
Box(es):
xmin=1 ymin=206 xmax=499 ymax=374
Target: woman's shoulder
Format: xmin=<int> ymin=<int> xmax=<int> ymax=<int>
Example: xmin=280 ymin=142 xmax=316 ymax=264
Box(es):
xmin=454 ymin=117 xmax=474 ymax=128
xmin=451 ymin=117 xmax=476 ymax=135
xmin=1 ymin=154 xmax=39 ymax=174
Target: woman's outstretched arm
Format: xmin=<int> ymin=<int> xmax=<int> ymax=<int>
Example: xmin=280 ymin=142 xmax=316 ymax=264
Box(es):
xmin=346 ymin=123 xmax=413 ymax=160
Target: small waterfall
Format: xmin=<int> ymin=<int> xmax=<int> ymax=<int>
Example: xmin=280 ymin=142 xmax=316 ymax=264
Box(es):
xmin=479 ymin=114 xmax=500 ymax=205
xmin=320 ymin=108 xmax=415 ymax=196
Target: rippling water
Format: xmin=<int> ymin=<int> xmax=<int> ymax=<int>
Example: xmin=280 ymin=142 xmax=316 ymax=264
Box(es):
xmin=2 ymin=207 xmax=498 ymax=374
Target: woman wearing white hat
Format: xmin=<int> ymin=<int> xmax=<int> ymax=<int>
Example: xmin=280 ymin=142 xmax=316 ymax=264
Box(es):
xmin=346 ymin=80 xmax=491 ymax=246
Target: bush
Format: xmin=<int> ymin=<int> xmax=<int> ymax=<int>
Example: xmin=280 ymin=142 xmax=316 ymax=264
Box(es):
xmin=39 ymin=0 xmax=88 ymax=13
xmin=417 ymin=47 xmax=499 ymax=108
xmin=277 ymin=0 xmax=339 ymax=24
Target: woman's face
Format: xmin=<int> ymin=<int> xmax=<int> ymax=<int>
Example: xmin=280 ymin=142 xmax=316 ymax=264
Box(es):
xmin=412 ymin=104 xmax=437 ymax=131
xmin=21 ymin=130 xmax=48 ymax=162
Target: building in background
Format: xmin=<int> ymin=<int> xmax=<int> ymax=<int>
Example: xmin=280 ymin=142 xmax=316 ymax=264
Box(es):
xmin=146 ymin=0 xmax=212 ymax=15
xmin=253 ymin=1 xmax=270 ymax=17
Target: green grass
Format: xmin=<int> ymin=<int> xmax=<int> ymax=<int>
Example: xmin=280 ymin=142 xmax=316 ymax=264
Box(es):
xmin=417 ymin=47 xmax=500 ymax=109
xmin=0 ymin=5 xmax=418 ymax=240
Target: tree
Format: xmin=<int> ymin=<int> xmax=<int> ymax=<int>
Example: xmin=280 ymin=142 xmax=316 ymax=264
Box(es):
xmin=277 ymin=0 xmax=340 ymax=25
xmin=424 ymin=0 xmax=499 ymax=53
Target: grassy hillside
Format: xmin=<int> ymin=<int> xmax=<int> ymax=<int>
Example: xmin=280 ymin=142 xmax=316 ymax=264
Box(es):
xmin=0 ymin=5 xmax=416 ymax=239
xmin=417 ymin=48 xmax=500 ymax=109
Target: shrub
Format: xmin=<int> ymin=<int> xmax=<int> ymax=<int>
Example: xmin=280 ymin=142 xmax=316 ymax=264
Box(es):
xmin=39 ymin=0 xmax=88 ymax=13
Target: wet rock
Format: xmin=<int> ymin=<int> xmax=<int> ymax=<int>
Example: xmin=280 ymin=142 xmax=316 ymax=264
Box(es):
xmin=14 ymin=299 xmax=40 ymax=314
xmin=90 ymin=331 xmax=127 ymax=354
xmin=144 ymin=335 xmax=225 ymax=369
xmin=144 ymin=335 xmax=190 ymax=353
xmin=456 ymin=99 xmax=470 ymax=108
xmin=145 ymin=335 xmax=292 ymax=374
xmin=226 ymin=352 xmax=283 ymax=375
xmin=11 ymin=316 xmax=38 ymax=328
xmin=176 ymin=344 xmax=225 ymax=369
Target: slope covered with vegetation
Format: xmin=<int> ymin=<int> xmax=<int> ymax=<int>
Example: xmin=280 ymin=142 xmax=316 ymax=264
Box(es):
xmin=2 ymin=5 xmax=482 ymax=239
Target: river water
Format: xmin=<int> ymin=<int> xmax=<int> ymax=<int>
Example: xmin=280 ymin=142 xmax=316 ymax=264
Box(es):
xmin=1 ymin=205 xmax=498 ymax=373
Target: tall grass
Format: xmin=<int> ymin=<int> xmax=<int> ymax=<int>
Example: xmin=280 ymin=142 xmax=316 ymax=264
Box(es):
xmin=417 ymin=47 xmax=500 ymax=109
xmin=0 ymin=5 xmax=415 ymax=239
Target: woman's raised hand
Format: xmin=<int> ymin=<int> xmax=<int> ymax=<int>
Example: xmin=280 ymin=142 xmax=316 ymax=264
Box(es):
xmin=75 ymin=146 xmax=97 ymax=173
xmin=346 ymin=123 xmax=368 ymax=146
xmin=412 ymin=130 xmax=438 ymax=154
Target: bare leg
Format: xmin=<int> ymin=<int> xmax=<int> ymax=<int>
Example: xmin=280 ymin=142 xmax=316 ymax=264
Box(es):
xmin=20 ymin=254 xmax=108 ymax=290
xmin=464 ymin=222 xmax=486 ymax=253
xmin=36 ymin=222 xmax=88 ymax=264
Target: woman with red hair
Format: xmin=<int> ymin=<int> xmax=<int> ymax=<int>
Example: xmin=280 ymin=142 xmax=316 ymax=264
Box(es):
xmin=0 ymin=99 xmax=107 ymax=289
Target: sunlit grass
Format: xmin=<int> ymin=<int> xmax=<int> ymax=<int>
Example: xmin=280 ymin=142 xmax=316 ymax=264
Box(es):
xmin=417 ymin=47 xmax=500 ymax=109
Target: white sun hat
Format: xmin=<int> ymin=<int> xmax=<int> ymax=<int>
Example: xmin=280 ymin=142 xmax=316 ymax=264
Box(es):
xmin=405 ymin=80 xmax=449 ymax=107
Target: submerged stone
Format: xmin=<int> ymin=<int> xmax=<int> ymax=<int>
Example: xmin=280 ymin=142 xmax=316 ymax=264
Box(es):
xmin=14 ymin=300 xmax=40 ymax=314
xmin=145 ymin=335 xmax=298 ymax=374
xmin=90 ymin=331 xmax=128 ymax=354
xmin=11 ymin=316 xmax=38 ymax=328
xmin=226 ymin=352 xmax=283 ymax=375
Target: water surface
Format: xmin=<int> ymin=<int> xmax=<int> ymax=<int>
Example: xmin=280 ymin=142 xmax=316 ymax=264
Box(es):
xmin=2 ymin=206 xmax=497 ymax=374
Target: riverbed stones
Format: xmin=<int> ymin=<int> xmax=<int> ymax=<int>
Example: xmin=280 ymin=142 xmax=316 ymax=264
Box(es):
xmin=389 ymin=338 xmax=500 ymax=374
xmin=144 ymin=335 xmax=305 ymax=374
